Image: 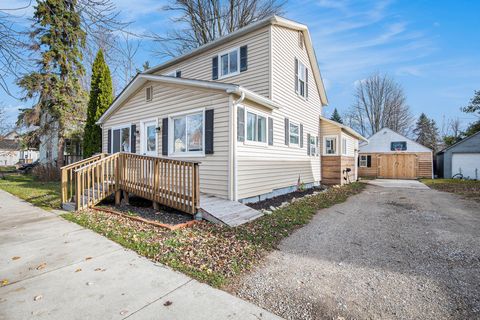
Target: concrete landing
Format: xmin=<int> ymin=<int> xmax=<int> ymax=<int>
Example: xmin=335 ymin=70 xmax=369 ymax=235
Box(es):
xmin=200 ymin=194 xmax=263 ymax=227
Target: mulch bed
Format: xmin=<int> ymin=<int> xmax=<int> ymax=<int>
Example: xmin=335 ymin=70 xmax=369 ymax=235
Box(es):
xmin=247 ymin=186 xmax=326 ymax=210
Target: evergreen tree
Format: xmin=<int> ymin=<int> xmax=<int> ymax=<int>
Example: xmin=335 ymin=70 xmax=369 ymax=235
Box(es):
xmin=413 ymin=113 xmax=439 ymax=151
xmin=463 ymin=90 xmax=480 ymax=136
xmin=83 ymin=49 xmax=113 ymax=157
xmin=17 ymin=0 xmax=87 ymax=167
xmin=330 ymin=108 xmax=343 ymax=124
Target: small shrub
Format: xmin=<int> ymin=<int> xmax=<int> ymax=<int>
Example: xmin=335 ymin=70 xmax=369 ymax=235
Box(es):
xmin=32 ymin=164 xmax=60 ymax=181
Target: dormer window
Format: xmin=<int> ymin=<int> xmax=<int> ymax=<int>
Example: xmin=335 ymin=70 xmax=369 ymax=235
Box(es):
xmin=295 ymin=58 xmax=309 ymax=99
xmin=145 ymin=86 xmax=153 ymax=101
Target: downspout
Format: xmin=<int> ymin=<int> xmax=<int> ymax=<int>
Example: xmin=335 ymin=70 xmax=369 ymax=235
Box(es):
xmin=230 ymin=90 xmax=245 ymax=201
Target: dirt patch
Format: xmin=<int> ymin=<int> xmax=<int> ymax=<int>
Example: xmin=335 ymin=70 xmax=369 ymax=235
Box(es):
xmin=247 ymin=186 xmax=326 ymax=210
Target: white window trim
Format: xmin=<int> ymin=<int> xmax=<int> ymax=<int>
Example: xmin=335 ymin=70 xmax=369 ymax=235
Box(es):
xmin=217 ymin=47 xmax=240 ymax=80
xmin=309 ymin=135 xmax=318 ymax=156
xmin=140 ymin=118 xmax=158 ymax=156
xmin=323 ymin=135 xmax=338 ymax=156
xmin=341 ymin=136 xmax=348 ymax=156
xmin=296 ymin=58 xmax=308 ymax=100
xmin=289 ymin=121 xmax=300 ymax=147
xmin=145 ymin=86 xmax=153 ymax=102
xmin=243 ymin=107 xmax=269 ymax=147
xmin=359 ymin=155 xmax=368 ymax=167
xmin=168 ymin=108 xmax=206 ymax=158
xmin=111 ymin=124 xmax=132 ymax=153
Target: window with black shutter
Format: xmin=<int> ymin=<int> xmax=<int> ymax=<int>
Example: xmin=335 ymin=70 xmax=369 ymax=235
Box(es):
xmin=212 ymin=56 xmax=218 ymax=80
xmin=240 ymin=45 xmax=248 ymax=72
xmin=205 ymin=109 xmax=214 ymax=154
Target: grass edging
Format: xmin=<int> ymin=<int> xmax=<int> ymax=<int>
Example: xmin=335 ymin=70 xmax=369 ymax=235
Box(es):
xmin=62 ymin=182 xmax=366 ymax=287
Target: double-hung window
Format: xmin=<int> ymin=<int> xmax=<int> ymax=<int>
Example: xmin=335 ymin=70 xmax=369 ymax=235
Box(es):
xmin=220 ymin=48 xmax=239 ymax=78
xmin=360 ymin=155 xmax=368 ymax=167
xmin=309 ymin=135 xmax=317 ymax=155
xmin=325 ymin=137 xmax=336 ymax=155
xmin=289 ymin=122 xmax=299 ymax=145
xmin=295 ymin=59 xmax=308 ymax=98
xmin=112 ymin=126 xmax=131 ymax=153
xmin=342 ymin=137 xmax=347 ymax=155
xmin=171 ymin=111 xmax=204 ymax=155
xmin=246 ymin=111 xmax=267 ymax=143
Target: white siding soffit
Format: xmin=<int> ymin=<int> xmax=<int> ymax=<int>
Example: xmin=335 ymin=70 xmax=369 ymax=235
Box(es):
xmin=143 ymin=15 xmax=328 ymax=106
xmin=96 ymin=74 xmax=280 ymax=124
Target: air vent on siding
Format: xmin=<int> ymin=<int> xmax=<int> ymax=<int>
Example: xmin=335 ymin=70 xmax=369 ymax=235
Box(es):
xmin=146 ymin=86 xmax=153 ymax=101
xmin=298 ymin=31 xmax=304 ymax=49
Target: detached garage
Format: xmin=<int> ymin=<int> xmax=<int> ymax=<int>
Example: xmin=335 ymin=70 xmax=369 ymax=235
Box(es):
xmin=359 ymin=128 xmax=433 ymax=179
xmin=436 ymin=131 xmax=480 ymax=179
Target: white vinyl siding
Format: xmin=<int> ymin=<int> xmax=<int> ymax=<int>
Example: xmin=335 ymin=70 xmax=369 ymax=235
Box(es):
xmin=154 ymin=27 xmax=271 ymax=98
xmin=102 ymin=81 xmax=230 ymax=198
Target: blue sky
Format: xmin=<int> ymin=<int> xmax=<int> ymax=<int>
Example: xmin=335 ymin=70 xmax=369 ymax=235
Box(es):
xmin=2 ymin=0 xmax=480 ymax=132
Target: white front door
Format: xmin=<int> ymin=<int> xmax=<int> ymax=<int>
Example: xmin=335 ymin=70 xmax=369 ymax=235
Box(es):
xmin=141 ymin=120 xmax=157 ymax=156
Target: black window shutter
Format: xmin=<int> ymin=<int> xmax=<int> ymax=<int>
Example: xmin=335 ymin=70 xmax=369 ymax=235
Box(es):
xmin=130 ymin=124 xmax=136 ymax=153
xmin=176 ymin=70 xmax=181 ymax=78
xmin=367 ymin=155 xmax=372 ymax=167
xmin=316 ymin=136 xmax=319 ymax=155
xmin=305 ymin=68 xmax=309 ymax=99
xmin=240 ymin=45 xmax=248 ymax=72
xmin=307 ymin=133 xmax=311 ymax=155
xmin=358 ymin=156 xmax=360 ymax=167
xmin=284 ymin=118 xmax=289 ymax=145
xmin=294 ymin=58 xmax=299 ymax=93
xmin=268 ymin=117 xmax=273 ymax=145
xmin=300 ymin=124 xmax=304 ymax=148
xmin=212 ymin=56 xmax=218 ymax=80
xmin=205 ymin=109 xmax=214 ymax=154
xmin=107 ymin=129 xmax=112 ymax=153
xmin=162 ymin=118 xmax=168 ymax=156
xmin=237 ymin=107 xmax=245 ymax=142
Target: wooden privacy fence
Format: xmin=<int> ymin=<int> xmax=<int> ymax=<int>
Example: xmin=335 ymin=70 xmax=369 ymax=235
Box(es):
xmin=61 ymin=152 xmax=200 ymax=215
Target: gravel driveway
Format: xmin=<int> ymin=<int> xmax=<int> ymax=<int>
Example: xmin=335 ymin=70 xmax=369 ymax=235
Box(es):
xmin=232 ymin=181 xmax=480 ymax=319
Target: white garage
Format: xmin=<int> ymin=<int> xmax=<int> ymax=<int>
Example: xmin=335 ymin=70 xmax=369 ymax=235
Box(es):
xmin=452 ymin=153 xmax=480 ymax=179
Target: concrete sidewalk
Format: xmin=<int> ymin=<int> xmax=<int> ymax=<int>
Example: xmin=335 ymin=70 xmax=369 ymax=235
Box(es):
xmin=0 ymin=190 xmax=281 ymax=320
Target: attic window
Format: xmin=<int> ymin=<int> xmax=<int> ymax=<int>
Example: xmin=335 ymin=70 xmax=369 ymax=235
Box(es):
xmin=298 ymin=31 xmax=304 ymax=49
xmin=391 ymin=141 xmax=407 ymax=151
xmin=145 ymin=86 xmax=153 ymax=101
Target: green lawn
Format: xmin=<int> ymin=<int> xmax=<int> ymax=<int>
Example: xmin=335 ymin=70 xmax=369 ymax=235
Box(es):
xmin=0 ymin=166 xmax=16 ymax=172
xmin=63 ymin=182 xmax=366 ymax=287
xmin=421 ymin=179 xmax=480 ymax=202
xmin=0 ymin=174 xmax=61 ymax=210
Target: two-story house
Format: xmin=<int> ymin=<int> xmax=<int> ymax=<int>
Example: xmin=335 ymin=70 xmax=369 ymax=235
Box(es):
xmin=96 ymin=15 xmax=365 ymax=204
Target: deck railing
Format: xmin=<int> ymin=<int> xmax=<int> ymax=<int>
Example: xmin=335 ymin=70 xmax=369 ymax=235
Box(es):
xmin=66 ymin=153 xmax=200 ymax=215
xmin=61 ymin=153 xmax=108 ymax=203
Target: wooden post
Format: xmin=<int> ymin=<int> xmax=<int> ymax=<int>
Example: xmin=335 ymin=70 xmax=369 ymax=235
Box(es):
xmin=153 ymin=202 xmax=160 ymax=210
xmin=193 ymin=163 xmax=200 ymax=214
xmin=61 ymin=168 xmax=67 ymax=204
xmin=75 ymin=171 xmax=81 ymax=210
xmin=123 ymin=191 xmax=129 ymax=205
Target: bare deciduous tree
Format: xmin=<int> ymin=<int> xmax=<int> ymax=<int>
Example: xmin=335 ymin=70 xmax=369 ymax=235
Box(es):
xmin=151 ymin=0 xmax=286 ymax=57
xmin=348 ymin=73 xmax=414 ymax=137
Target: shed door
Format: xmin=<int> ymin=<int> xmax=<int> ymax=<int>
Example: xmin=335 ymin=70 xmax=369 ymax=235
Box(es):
xmin=378 ymin=154 xmax=417 ymax=179
xmin=452 ymin=153 xmax=480 ymax=179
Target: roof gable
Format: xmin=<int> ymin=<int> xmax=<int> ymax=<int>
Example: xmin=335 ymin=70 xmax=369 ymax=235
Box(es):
xmin=360 ymin=128 xmax=432 ymax=153
xmin=144 ymin=15 xmax=328 ymax=106
xmin=439 ymin=131 xmax=480 ymax=153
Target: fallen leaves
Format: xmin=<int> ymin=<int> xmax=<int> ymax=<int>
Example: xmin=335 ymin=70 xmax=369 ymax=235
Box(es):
xmin=85 ymin=257 xmax=93 ymax=261
xmin=75 ymin=268 xmax=82 ymax=273
xmin=36 ymin=263 xmax=47 ymax=270
xmin=33 ymin=295 xmax=43 ymax=301
xmin=11 ymin=256 xmax=21 ymax=260
xmin=163 ymin=300 xmax=172 ymax=306
xmin=1 ymin=279 xmax=9 ymax=287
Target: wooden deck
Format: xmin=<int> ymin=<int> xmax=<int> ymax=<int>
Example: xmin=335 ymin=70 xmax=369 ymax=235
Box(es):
xmin=200 ymin=194 xmax=263 ymax=227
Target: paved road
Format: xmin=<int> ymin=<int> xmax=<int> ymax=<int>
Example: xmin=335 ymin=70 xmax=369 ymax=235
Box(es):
xmin=0 ymin=190 xmax=280 ymax=320
xmin=234 ymin=180 xmax=480 ymax=319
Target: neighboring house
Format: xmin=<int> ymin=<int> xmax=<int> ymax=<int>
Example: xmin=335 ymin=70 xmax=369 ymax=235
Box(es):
xmin=0 ymin=131 xmax=39 ymax=166
xmin=436 ymin=131 xmax=480 ymax=179
xmin=359 ymin=128 xmax=433 ymax=179
xmin=96 ymin=16 xmax=360 ymax=204
xmin=319 ymin=116 xmax=367 ymax=185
